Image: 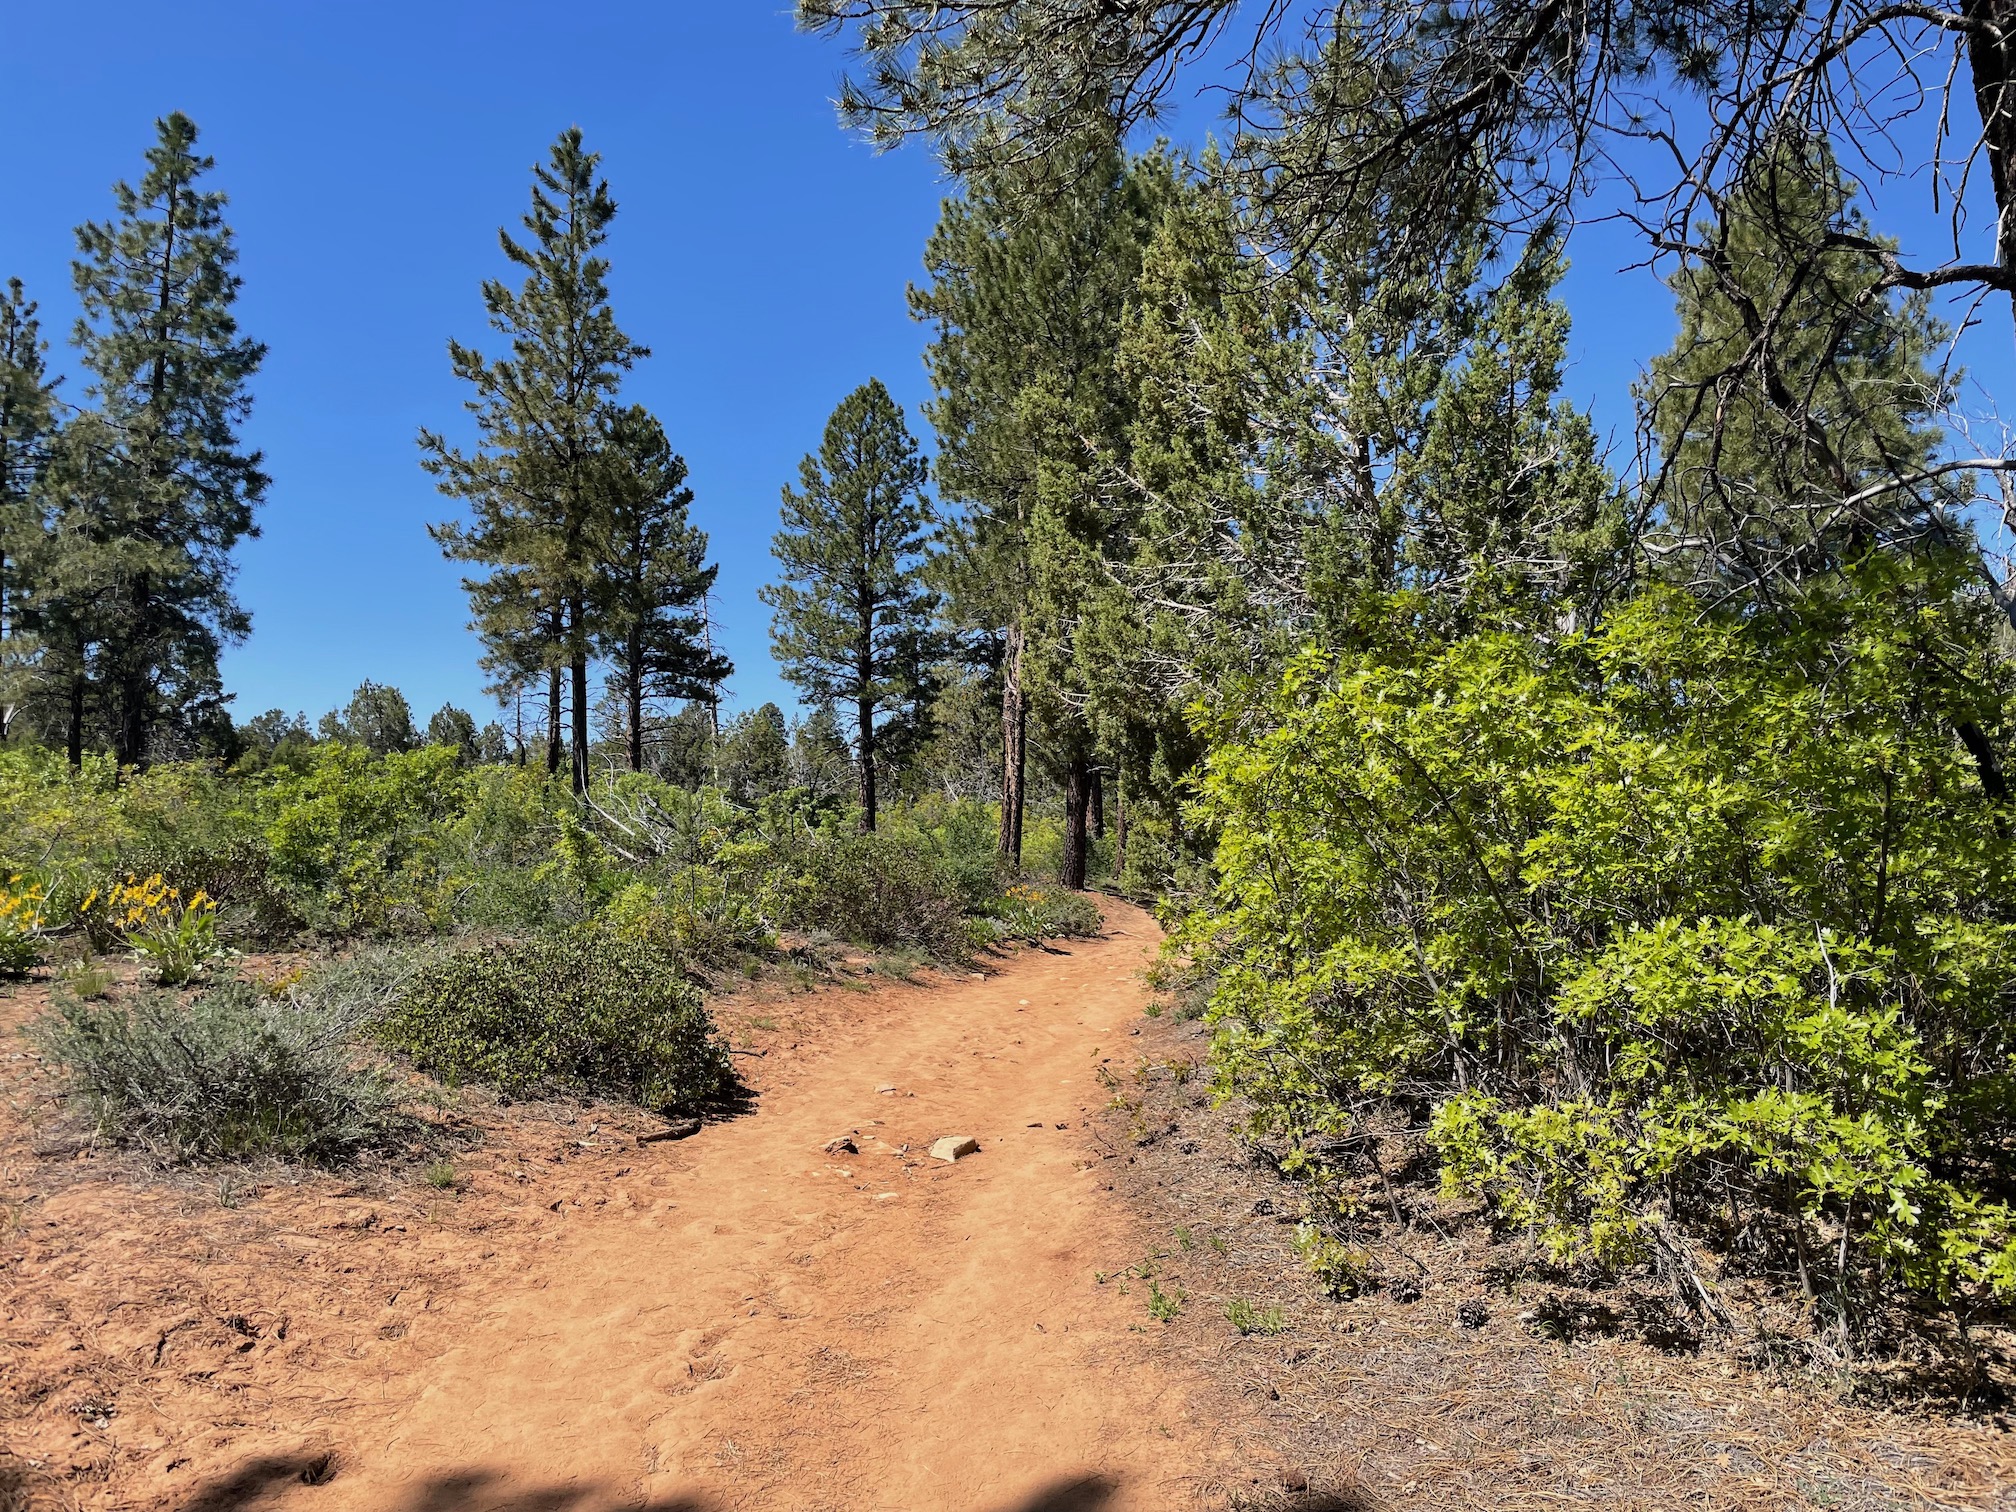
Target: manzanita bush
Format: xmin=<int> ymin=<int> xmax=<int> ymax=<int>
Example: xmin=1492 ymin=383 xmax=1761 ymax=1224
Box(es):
xmin=1189 ymin=559 xmax=2016 ymax=1308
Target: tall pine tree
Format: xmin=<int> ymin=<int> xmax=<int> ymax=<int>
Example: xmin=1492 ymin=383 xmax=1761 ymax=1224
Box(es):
xmin=591 ymin=403 xmax=730 ymax=772
xmin=57 ymin=113 xmax=266 ymax=766
xmin=1641 ymin=133 xmax=1962 ymax=596
xmin=423 ymin=127 xmax=645 ymax=795
xmin=0 ymin=279 xmax=60 ymax=739
xmin=912 ymin=138 xmax=1168 ymax=880
xmin=761 ymin=380 xmax=935 ymax=832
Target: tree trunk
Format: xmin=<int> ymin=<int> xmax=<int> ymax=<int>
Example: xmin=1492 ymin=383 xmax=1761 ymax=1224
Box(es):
xmin=858 ymin=691 xmax=878 ymax=832
xmin=627 ymin=633 xmax=645 ymax=773
xmin=66 ymin=674 xmax=84 ymax=770
xmin=1061 ymin=752 xmax=1090 ymax=890
xmin=1089 ymin=768 xmax=1105 ymax=841
xmin=999 ymin=624 xmax=1027 ymax=869
xmin=545 ymin=665 xmax=563 ymax=776
xmin=1966 ymin=0 xmax=2016 ymax=339
xmin=570 ymin=645 xmax=589 ymax=797
xmin=1113 ymin=773 xmax=1128 ymax=880
xmin=0 ymin=547 xmax=9 ymax=744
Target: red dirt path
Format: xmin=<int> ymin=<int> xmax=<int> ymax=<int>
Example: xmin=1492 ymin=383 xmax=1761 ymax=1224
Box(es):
xmin=3 ymin=904 xmax=1257 ymax=1512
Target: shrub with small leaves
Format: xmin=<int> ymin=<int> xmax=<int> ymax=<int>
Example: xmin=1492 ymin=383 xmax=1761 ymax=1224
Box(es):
xmin=784 ymin=832 xmax=968 ymax=956
xmin=26 ymin=982 xmax=408 ymax=1163
xmin=377 ymin=931 xmax=732 ymax=1113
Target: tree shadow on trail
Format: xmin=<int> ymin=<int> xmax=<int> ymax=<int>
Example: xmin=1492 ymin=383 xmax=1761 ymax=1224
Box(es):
xmin=176 ymin=1457 xmax=1372 ymax=1512
xmin=175 ymin=1460 xmax=713 ymax=1512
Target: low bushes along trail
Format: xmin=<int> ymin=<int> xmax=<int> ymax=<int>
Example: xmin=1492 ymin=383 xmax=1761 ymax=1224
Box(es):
xmin=2 ymin=903 xmax=1256 ymax=1512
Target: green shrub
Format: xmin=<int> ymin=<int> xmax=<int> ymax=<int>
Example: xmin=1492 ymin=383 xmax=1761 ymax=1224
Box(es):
xmin=603 ymin=880 xmax=775 ymax=964
xmin=1224 ymin=1297 xmax=1287 ymax=1336
xmin=1194 ymin=565 xmax=2016 ymax=1308
xmin=436 ymin=765 xmax=591 ymax=931
xmin=989 ymin=884 xmax=1104 ymax=942
xmin=114 ymin=834 xmax=302 ymax=943
xmin=784 ymin=831 xmax=968 ymax=955
xmin=378 ymin=931 xmax=732 ymax=1112
xmin=262 ymin=744 xmax=470 ymax=934
xmin=26 ymin=982 xmax=407 ymax=1163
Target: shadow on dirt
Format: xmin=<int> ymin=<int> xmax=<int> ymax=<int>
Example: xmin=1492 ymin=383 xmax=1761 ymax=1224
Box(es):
xmin=176 ymin=1460 xmax=1346 ymax=1512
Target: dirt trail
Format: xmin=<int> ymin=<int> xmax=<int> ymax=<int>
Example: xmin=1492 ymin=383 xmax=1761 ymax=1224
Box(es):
xmin=5 ymin=903 xmax=1246 ymax=1512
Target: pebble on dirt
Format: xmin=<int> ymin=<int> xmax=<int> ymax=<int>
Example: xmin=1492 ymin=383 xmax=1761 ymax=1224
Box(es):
xmin=823 ymin=1136 xmax=858 ymax=1155
xmin=930 ymin=1136 xmax=980 ymax=1162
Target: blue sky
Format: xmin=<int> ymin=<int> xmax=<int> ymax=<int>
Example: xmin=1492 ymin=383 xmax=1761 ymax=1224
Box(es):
xmin=4 ymin=4 xmax=2010 ymax=729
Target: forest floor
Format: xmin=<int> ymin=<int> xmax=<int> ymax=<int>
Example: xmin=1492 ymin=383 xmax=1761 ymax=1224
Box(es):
xmin=2 ymin=901 xmax=2013 ymax=1512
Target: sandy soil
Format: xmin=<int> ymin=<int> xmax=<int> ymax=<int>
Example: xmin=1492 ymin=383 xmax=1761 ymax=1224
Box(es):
xmin=3 ymin=904 xmax=1266 ymax=1512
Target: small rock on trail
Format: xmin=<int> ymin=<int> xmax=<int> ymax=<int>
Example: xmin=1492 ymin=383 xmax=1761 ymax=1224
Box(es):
xmin=930 ymin=1136 xmax=980 ymax=1162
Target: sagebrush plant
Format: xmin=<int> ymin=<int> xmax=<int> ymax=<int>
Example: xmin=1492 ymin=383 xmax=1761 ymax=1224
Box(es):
xmin=93 ymin=873 xmax=227 ymax=985
xmin=26 ymin=981 xmax=408 ymax=1163
xmin=0 ymin=873 xmax=48 ymax=977
xmin=378 ymin=930 xmax=733 ymax=1112
xmin=1192 ymin=561 xmax=2016 ymax=1309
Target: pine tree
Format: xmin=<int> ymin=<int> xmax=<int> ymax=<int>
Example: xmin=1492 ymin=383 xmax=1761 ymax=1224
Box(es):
xmin=1641 ymin=133 xmax=1961 ymax=596
xmin=591 ymin=404 xmax=730 ymax=771
xmin=719 ymin=701 xmax=791 ymax=804
xmin=426 ymin=703 xmax=480 ymax=762
xmin=912 ymin=139 xmax=1168 ymax=879
xmin=58 ymin=113 xmax=267 ymax=766
xmin=320 ymin=680 xmax=417 ymax=754
xmin=0 ymin=278 xmax=60 ymax=738
xmin=423 ymin=127 xmax=645 ymax=795
xmin=761 ymin=380 xmax=935 ymax=831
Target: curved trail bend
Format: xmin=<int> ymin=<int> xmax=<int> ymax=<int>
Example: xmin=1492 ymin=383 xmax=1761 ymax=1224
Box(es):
xmin=300 ymin=901 xmax=1229 ymax=1512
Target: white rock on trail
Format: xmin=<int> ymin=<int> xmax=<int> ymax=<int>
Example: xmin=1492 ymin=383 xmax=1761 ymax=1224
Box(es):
xmin=930 ymin=1136 xmax=980 ymax=1163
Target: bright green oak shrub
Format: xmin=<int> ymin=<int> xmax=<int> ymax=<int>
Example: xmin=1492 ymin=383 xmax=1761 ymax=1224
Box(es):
xmin=27 ymin=982 xmax=408 ymax=1163
xmin=378 ymin=931 xmax=732 ymax=1112
xmin=263 ymin=743 xmax=471 ymax=934
xmin=1191 ymin=563 xmax=2016 ymax=1306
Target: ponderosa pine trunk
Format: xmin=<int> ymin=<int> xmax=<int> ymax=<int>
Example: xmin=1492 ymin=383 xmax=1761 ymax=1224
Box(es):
xmin=1061 ymin=752 xmax=1090 ymax=890
xmin=858 ymin=689 xmax=878 ymax=832
xmin=999 ymin=623 xmax=1026 ymax=868
xmin=625 ymin=626 xmax=646 ymax=772
xmin=66 ymin=675 xmax=84 ymax=771
xmin=1113 ymin=772 xmax=1127 ymax=879
xmin=570 ymin=642 xmax=589 ymax=797
xmin=545 ymin=665 xmax=563 ymax=776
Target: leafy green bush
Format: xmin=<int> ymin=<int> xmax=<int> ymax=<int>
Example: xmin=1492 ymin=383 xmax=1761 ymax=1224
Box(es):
xmin=1193 ymin=565 xmax=2016 ymax=1308
xmin=783 ymin=831 xmax=969 ymax=955
xmin=987 ymin=883 xmax=1104 ymax=942
xmin=377 ymin=930 xmax=732 ymax=1112
xmin=263 ymin=744 xmax=470 ymax=934
xmin=27 ymin=982 xmax=407 ymax=1163
xmin=603 ymin=879 xmax=775 ymax=963
xmin=433 ymin=765 xmax=591 ymax=930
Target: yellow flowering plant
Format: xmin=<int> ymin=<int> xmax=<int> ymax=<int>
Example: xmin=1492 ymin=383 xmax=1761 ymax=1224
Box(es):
xmin=0 ymin=873 xmax=48 ymax=977
xmin=90 ymin=873 xmax=226 ymax=985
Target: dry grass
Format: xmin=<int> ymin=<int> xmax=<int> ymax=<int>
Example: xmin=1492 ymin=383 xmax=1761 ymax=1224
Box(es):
xmin=1101 ymin=1009 xmax=2016 ymax=1511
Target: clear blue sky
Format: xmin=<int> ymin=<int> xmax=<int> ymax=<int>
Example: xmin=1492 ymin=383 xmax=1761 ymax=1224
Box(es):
xmin=4 ymin=3 xmax=2010 ymax=729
